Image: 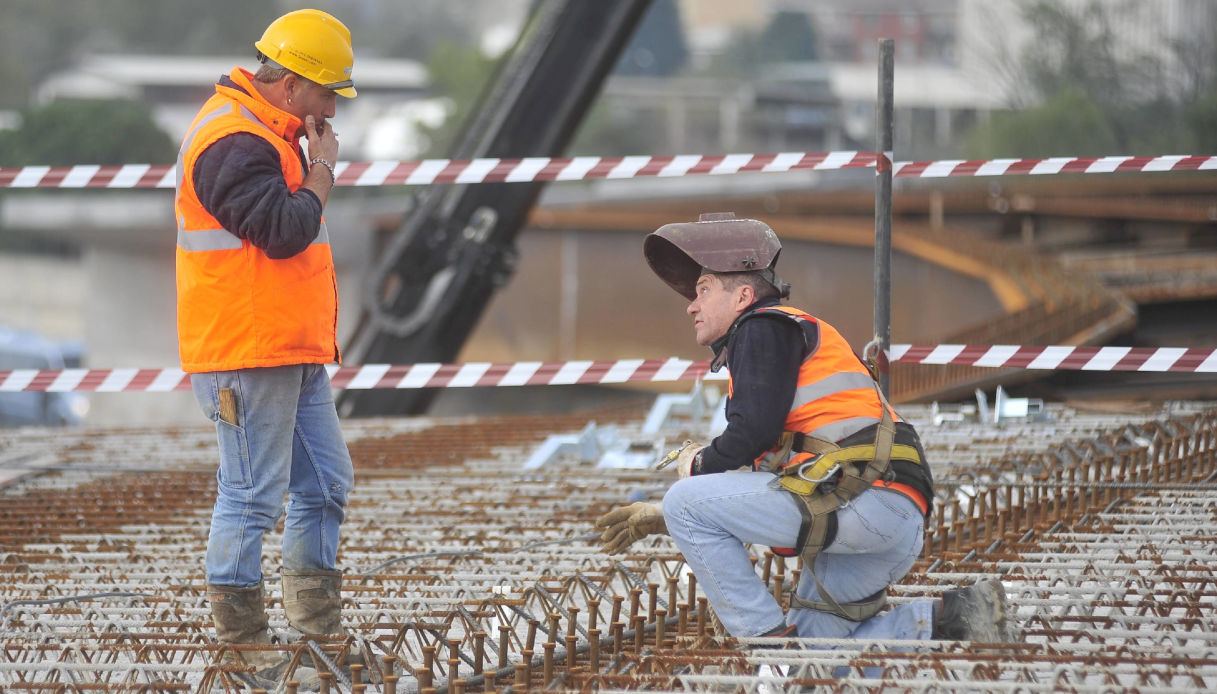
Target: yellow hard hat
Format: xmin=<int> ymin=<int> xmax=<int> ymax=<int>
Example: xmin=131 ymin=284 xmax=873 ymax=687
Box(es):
xmin=255 ymin=9 xmax=357 ymax=98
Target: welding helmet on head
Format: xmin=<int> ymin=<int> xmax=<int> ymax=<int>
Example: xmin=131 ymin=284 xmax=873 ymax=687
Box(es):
xmin=644 ymin=212 xmax=790 ymax=300
xmin=255 ymin=9 xmax=357 ymax=98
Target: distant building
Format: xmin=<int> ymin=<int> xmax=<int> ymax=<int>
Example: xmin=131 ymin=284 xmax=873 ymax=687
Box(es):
xmin=36 ymin=54 xmax=431 ymax=160
xmin=798 ymin=0 xmax=958 ymax=65
xmin=603 ymin=0 xmax=1217 ymax=160
xmin=599 ymin=0 xmax=997 ymax=159
xmin=679 ymin=0 xmax=956 ymax=67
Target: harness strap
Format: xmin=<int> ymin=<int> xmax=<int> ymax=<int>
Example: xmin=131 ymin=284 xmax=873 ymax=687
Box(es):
xmin=780 ymin=376 xmax=903 ymax=622
xmin=777 ymin=443 xmax=922 ymax=496
xmin=784 ymin=402 xmax=896 ymax=562
xmin=789 ymin=432 xmax=841 ymax=457
xmin=789 ymin=568 xmax=888 ymax=622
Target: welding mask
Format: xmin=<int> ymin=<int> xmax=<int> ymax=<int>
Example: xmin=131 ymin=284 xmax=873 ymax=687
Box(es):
xmin=643 ymin=212 xmax=789 ymax=300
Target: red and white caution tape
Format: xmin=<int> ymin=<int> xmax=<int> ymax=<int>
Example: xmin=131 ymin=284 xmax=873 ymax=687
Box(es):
xmin=3 ymin=152 xmax=1215 ymax=189
xmin=891 ymin=344 xmax=1217 ymax=372
xmin=2 ymin=346 xmax=1215 ymax=393
xmin=892 ymin=154 xmax=1217 ymax=178
xmin=0 ymin=357 xmax=726 ymax=393
xmin=0 ymin=152 xmax=875 ymax=189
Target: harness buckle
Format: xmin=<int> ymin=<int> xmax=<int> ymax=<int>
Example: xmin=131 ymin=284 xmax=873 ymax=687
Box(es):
xmin=795 ymin=459 xmax=840 ymax=484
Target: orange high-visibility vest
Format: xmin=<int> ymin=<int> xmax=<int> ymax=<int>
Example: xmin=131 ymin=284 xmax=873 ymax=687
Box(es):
xmin=174 ymin=68 xmax=338 ymax=373
xmin=726 ymin=305 xmax=896 ymax=471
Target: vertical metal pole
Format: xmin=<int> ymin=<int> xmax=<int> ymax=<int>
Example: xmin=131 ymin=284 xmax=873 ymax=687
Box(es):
xmin=873 ymin=39 xmax=895 ymax=398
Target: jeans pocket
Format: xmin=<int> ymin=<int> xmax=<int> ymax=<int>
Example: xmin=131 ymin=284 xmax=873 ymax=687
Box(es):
xmin=874 ymin=489 xmax=914 ymax=521
xmin=215 ymin=419 xmax=253 ymax=489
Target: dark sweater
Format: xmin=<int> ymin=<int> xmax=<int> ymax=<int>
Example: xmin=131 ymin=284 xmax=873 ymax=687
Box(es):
xmin=190 ymin=76 xmax=323 ymax=260
xmin=699 ymin=299 xmax=805 ymax=475
xmin=697 ymin=298 xmax=934 ymax=510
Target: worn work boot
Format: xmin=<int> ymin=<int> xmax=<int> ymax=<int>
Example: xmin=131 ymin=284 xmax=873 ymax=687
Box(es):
xmin=282 ymin=569 xmax=361 ymax=680
xmin=751 ymin=622 xmax=799 ymax=653
xmin=282 ymin=569 xmax=345 ymax=636
xmin=932 ymin=579 xmax=1015 ymax=642
xmin=762 ymin=623 xmax=798 ymax=638
xmin=208 ymin=583 xmax=297 ymax=686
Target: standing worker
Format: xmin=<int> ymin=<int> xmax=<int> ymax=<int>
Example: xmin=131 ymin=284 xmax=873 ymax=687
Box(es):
xmin=596 ymin=213 xmax=1014 ymax=643
xmin=174 ymin=8 xmax=357 ymax=683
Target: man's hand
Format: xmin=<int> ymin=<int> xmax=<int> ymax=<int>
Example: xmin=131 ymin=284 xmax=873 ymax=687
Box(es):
xmin=673 ymin=440 xmax=705 ymax=479
xmin=655 ymin=439 xmax=705 ymax=478
xmin=302 ymin=115 xmax=340 ymax=204
xmin=594 ymin=502 xmax=667 ymax=555
xmin=304 ymin=115 xmax=339 ymax=169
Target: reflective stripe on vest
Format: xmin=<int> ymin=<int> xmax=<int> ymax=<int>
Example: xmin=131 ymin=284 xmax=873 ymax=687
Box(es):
xmin=174 ymin=67 xmax=338 ymax=373
xmin=175 ymin=100 xmax=330 ymax=251
xmin=742 ymin=305 xmax=894 ymax=470
xmin=177 ymin=222 xmax=330 ymax=252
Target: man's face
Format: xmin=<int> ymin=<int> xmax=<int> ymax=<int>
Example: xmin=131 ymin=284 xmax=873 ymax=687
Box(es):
xmin=687 ymin=274 xmax=749 ymax=347
xmin=289 ymin=78 xmax=338 ymax=129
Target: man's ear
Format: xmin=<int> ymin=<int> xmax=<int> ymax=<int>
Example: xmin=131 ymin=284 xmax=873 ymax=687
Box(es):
xmin=734 ymin=283 xmax=755 ymax=310
xmin=281 ymin=73 xmax=300 ymax=101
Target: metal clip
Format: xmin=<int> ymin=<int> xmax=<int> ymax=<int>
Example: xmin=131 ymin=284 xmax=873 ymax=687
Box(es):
xmin=796 ymin=460 xmax=840 ymax=483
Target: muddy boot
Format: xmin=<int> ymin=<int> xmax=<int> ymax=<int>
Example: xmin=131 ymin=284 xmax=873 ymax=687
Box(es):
xmin=282 ymin=569 xmax=345 ymax=635
xmin=208 ymin=583 xmax=295 ymax=686
xmin=932 ymin=579 xmax=1015 ymax=642
xmin=282 ymin=569 xmax=361 ymax=680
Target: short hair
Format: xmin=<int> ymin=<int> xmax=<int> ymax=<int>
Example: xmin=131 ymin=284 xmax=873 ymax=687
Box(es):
xmin=254 ymin=63 xmax=296 ymax=85
xmin=713 ymin=271 xmax=780 ymax=302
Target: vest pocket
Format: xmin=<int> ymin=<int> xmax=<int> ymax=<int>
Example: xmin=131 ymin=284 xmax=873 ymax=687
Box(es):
xmin=215 ymin=418 xmax=253 ymax=489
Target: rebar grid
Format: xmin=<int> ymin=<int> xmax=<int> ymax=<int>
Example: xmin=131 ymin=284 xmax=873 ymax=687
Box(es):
xmin=2 ymin=403 xmax=1217 ymax=692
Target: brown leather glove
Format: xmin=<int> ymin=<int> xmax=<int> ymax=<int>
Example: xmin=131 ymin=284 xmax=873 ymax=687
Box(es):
xmin=595 ymin=502 xmax=667 ymax=555
xmin=673 ymin=440 xmax=704 ymax=479
xmin=656 ymin=439 xmax=705 ymax=479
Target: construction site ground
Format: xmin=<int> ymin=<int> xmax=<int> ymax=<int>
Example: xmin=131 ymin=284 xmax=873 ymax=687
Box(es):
xmin=3 ymin=393 xmax=1217 ymax=693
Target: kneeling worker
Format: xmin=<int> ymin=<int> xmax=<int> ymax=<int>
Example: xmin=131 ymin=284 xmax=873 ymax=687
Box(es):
xmin=596 ymin=213 xmax=1014 ymax=643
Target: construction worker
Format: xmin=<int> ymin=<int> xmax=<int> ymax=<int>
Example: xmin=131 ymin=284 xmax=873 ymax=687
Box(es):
xmin=174 ymin=9 xmax=357 ymax=684
xmin=596 ymin=213 xmax=1014 ymax=643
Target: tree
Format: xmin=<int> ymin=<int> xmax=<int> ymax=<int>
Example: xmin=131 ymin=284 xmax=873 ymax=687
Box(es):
xmin=0 ymin=0 xmax=284 ymax=109
xmin=568 ymin=101 xmax=662 ymax=157
xmin=705 ymin=9 xmax=818 ymax=79
xmin=338 ymin=0 xmax=479 ymax=61
xmin=966 ymin=89 xmax=1118 ymax=159
xmin=614 ymin=0 xmax=687 ymax=77
xmin=1185 ymin=92 xmax=1217 ymax=153
xmin=0 ymin=1 xmax=100 ymax=109
xmin=0 ymin=99 xmax=176 ymax=166
xmin=414 ymin=41 xmax=495 ymax=156
xmin=0 ymin=0 xmax=498 ymax=110
xmin=92 ymin=0 xmax=281 ymax=55
xmin=966 ymin=0 xmax=1204 ymax=158
xmin=757 ymin=10 xmax=818 ymax=64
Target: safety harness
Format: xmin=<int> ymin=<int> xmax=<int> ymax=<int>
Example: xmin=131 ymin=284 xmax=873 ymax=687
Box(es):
xmin=769 ymin=376 xmax=925 ymax=622
xmin=714 ymin=305 xmax=928 ymax=621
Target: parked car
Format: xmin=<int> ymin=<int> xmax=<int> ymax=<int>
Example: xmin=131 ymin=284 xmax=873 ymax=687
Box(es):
xmin=0 ymin=326 xmax=89 ymax=427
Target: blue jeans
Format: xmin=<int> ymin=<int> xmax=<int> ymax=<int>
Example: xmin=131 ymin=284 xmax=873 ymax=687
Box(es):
xmin=663 ymin=471 xmax=933 ymax=639
xmin=191 ymin=364 xmax=354 ymax=587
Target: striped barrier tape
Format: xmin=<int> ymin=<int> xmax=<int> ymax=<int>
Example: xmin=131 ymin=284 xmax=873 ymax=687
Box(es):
xmin=891 ymin=344 xmax=1217 ymax=372
xmin=0 ymin=152 xmax=873 ymax=189
xmin=2 ymin=345 xmax=1215 ymax=393
xmin=892 ymin=154 xmax=1217 ymax=178
xmin=2 ymin=153 xmax=1215 ymax=189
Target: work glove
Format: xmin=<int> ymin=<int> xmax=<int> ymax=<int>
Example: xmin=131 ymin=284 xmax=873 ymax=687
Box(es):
xmin=660 ymin=440 xmax=705 ymax=479
xmin=595 ymin=502 xmax=667 ymax=555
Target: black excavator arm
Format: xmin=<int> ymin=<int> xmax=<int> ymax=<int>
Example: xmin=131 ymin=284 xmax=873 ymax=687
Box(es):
xmin=338 ymin=0 xmax=653 ymax=416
